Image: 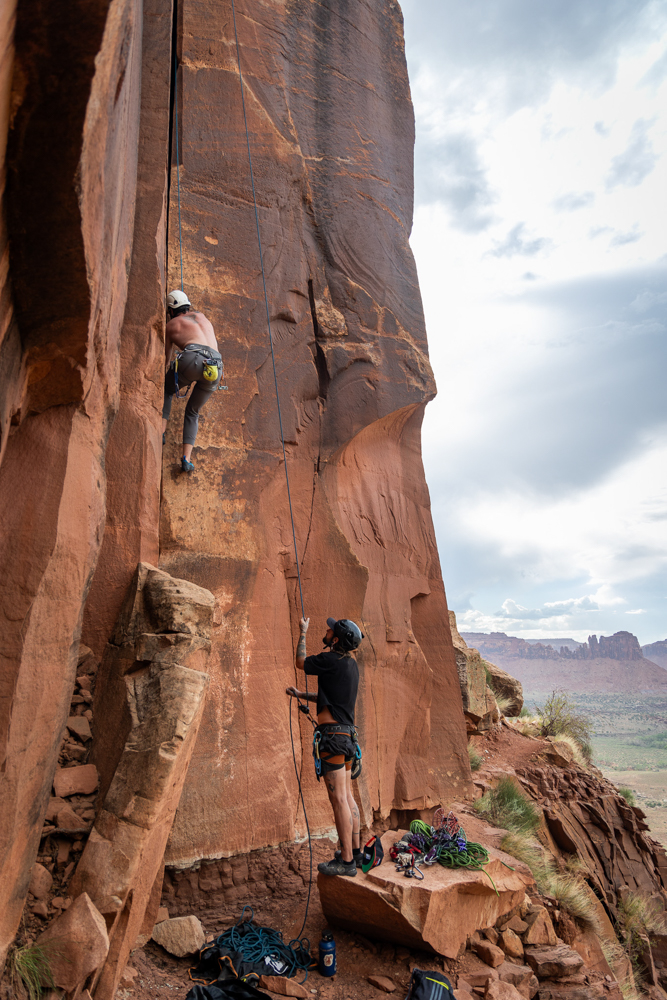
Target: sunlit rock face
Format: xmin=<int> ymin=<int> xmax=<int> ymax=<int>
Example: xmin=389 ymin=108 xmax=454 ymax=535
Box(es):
xmin=159 ymin=0 xmax=471 ymax=863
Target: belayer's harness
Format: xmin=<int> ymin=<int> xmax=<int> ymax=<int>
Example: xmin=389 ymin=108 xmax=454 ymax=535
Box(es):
xmin=312 ymin=723 xmax=362 ymax=781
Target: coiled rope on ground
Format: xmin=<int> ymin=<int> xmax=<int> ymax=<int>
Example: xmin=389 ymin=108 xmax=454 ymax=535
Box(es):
xmin=214 ymin=907 xmax=312 ymax=981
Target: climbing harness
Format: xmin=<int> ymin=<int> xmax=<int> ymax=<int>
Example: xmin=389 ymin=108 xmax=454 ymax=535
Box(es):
xmin=230 ymin=0 xmax=312 ymax=941
xmin=389 ymin=812 xmax=515 ymax=896
xmin=310 ymin=723 xmax=362 ymax=783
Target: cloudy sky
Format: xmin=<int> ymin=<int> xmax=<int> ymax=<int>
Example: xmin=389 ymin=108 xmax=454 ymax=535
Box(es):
xmin=400 ymin=0 xmax=667 ymax=645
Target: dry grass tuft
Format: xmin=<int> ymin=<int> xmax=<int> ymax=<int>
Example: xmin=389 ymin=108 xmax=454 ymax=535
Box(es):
xmin=7 ymin=942 xmax=56 ymax=1000
xmin=500 ymin=831 xmax=599 ymax=929
xmin=468 ymin=743 xmax=483 ymax=771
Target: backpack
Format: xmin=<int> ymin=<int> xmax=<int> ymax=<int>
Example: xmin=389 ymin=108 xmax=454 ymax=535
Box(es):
xmin=405 ymin=968 xmax=454 ymax=1000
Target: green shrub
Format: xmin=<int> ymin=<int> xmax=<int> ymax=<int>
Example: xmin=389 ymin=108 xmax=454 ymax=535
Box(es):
xmin=474 ymin=777 xmax=540 ymax=835
xmin=519 ymin=705 xmax=532 ymax=718
xmin=618 ymin=787 xmax=636 ymax=806
xmin=468 ymin=743 xmax=483 ymax=771
xmin=535 ymin=690 xmax=593 ymax=762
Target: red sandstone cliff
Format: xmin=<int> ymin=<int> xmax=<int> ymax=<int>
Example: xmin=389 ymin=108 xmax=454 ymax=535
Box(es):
xmin=0 ymin=0 xmax=470 ymax=966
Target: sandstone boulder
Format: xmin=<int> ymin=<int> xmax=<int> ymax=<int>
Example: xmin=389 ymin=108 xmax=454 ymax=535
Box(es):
xmin=260 ymin=976 xmax=309 ymax=997
xmin=525 ymin=946 xmax=584 ymax=980
xmin=537 ymin=982 xmax=604 ymax=1000
xmin=367 ymin=975 xmax=397 ymax=993
xmin=501 ymin=928 xmax=524 ymax=959
xmin=523 ymin=907 xmax=557 ymax=946
xmin=484 ymin=661 xmax=524 ymax=717
xmin=318 ymin=830 xmax=532 ymax=958
xmin=29 ymin=863 xmax=53 ymax=900
xmin=151 ymin=915 xmax=206 ymax=957
xmin=67 ymin=716 xmax=92 ymax=740
xmin=497 ymin=961 xmax=538 ymax=1000
xmin=486 ymin=981 xmax=526 ymax=1000
xmin=37 ymin=893 xmax=109 ymax=992
xmin=55 ymin=805 xmax=85 ymax=830
xmin=53 ymin=764 xmax=98 ymax=798
xmin=477 ymin=941 xmax=506 ymax=968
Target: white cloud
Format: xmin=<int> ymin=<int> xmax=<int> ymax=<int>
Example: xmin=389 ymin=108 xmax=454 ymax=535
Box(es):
xmin=402 ymin=4 xmax=667 ymax=645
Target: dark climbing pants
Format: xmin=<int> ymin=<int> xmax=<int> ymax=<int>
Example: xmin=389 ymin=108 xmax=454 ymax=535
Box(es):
xmin=162 ymin=344 xmax=222 ymax=446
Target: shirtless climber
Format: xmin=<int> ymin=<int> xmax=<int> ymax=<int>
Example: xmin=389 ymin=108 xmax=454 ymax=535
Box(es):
xmin=162 ymin=290 xmax=223 ymax=473
xmin=286 ymin=616 xmax=364 ymax=877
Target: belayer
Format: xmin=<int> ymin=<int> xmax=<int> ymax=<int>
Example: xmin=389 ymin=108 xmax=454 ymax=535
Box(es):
xmin=286 ymin=616 xmax=364 ymax=877
xmin=162 ymin=290 xmax=223 ymax=473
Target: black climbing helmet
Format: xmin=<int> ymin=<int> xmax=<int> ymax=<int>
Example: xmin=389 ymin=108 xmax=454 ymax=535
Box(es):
xmin=326 ymin=617 xmax=364 ymax=652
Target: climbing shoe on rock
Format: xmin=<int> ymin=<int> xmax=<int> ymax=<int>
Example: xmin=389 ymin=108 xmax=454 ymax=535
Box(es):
xmin=317 ymin=857 xmax=357 ymax=877
xmin=334 ymin=849 xmax=363 ymax=868
xmin=181 ymin=456 xmax=194 ymax=473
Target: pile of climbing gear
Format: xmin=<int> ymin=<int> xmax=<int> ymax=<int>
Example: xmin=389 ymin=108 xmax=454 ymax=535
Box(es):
xmin=186 ymin=906 xmax=312 ymax=1000
xmin=389 ymin=810 xmax=513 ymax=894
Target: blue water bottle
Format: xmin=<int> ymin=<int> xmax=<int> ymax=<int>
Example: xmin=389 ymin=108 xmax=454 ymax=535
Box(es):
xmin=319 ymin=931 xmax=336 ymax=976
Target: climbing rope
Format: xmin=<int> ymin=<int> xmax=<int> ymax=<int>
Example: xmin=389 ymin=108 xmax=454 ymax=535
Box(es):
xmin=173 ymin=48 xmax=184 ymax=291
xmin=190 ymin=906 xmax=312 ymax=985
xmin=230 ymin=0 xmax=312 ymax=941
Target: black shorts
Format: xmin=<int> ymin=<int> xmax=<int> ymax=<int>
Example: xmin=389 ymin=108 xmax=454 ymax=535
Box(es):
xmin=317 ymin=727 xmax=356 ymax=776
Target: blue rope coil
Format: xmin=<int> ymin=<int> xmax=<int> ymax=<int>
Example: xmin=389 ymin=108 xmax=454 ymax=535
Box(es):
xmin=215 ymin=907 xmax=311 ymax=981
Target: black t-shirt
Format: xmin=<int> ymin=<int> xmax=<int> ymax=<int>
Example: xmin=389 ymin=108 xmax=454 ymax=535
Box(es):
xmin=304 ymin=650 xmax=359 ymax=727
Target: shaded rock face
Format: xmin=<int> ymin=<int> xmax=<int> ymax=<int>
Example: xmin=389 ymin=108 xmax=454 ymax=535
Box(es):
xmin=160 ymin=0 xmax=471 ymax=864
xmin=0 ymin=0 xmax=169 ymax=965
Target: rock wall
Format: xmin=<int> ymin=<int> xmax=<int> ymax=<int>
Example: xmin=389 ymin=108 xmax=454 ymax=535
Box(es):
xmin=0 ymin=0 xmax=171 ymax=964
xmin=158 ymin=0 xmax=471 ymax=865
xmin=0 ymin=0 xmax=471 ymax=965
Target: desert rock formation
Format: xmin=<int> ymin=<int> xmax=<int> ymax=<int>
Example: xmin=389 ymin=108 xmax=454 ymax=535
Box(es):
xmin=0 ymin=0 xmax=470 ymax=971
xmin=643 ymin=640 xmax=667 ymax=671
xmin=462 ymin=631 xmax=667 ymax=693
xmin=158 ymin=0 xmax=471 ymax=866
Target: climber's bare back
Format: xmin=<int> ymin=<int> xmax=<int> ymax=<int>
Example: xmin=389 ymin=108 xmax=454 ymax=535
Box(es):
xmin=166 ymin=311 xmax=217 ymax=353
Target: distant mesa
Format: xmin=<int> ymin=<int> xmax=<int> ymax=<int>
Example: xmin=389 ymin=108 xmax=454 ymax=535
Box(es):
xmin=460 ymin=629 xmax=667 ymax=693
xmin=642 ymin=639 xmax=667 ymax=671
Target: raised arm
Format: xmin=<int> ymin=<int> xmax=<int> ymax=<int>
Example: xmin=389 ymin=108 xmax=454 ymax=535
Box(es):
xmin=285 ymin=617 xmax=317 ymax=702
xmin=296 ymin=616 xmax=309 ymax=670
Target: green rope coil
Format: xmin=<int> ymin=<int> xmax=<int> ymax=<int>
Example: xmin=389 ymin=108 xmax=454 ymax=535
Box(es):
xmin=406 ymin=817 xmax=514 ymax=896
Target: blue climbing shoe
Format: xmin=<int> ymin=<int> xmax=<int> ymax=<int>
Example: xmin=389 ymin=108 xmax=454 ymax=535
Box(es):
xmin=181 ymin=456 xmax=194 ymax=473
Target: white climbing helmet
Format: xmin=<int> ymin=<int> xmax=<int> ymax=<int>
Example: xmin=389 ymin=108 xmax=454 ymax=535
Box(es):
xmin=167 ymin=289 xmax=191 ymax=310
